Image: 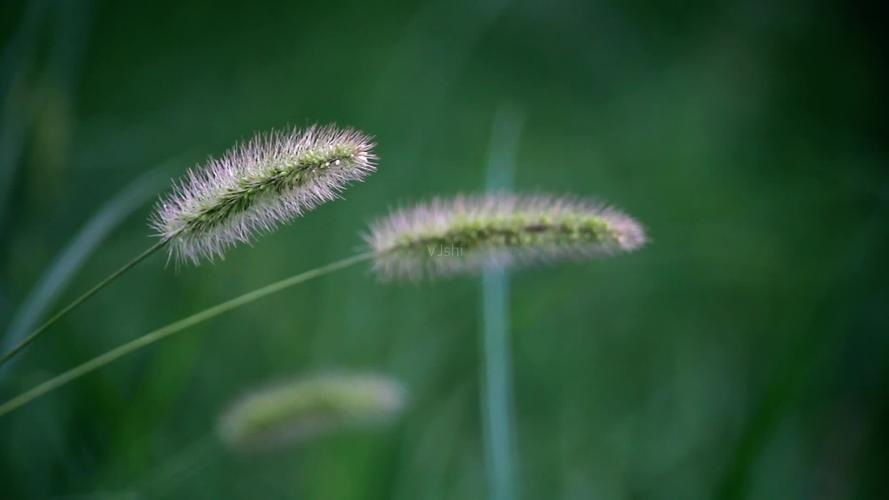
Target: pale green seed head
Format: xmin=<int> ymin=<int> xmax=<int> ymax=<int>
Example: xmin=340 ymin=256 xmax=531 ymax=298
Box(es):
xmin=217 ymin=373 xmax=405 ymax=452
xmin=152 ymin=125 xmax=377 ymax=264
xmin=366 ymin=193 xmax=646 ymax=280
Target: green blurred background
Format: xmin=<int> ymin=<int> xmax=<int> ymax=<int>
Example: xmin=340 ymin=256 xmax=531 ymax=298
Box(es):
xmin=1 ymin=0 xmax=886 ymax=498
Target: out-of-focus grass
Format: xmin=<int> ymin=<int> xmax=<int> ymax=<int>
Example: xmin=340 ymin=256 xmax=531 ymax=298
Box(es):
xmin=480 ymin=102 xmax=524 ymax=500
xmin=1 ymin=162 xmax=170 ymax=375
xmin=1 ymin=0 xmax=886 ymax=499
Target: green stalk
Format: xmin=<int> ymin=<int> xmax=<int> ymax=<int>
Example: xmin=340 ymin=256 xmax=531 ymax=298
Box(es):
xmin=0 ymin=252 xmax=374 ymax=418
xmin=481 ymin=268 xmax=516 ymax=500
xmin=0 ymin=237 xmax=171 ymax=367
xmin=480 ymin=103 xmax=524 ymax=500
xmin=0 ymin=160 xmax=180 ymax=376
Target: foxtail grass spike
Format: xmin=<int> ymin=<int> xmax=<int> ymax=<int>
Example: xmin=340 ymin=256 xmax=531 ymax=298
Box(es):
xmin=218 ymin=373 xmax=406 ymax=452
xmin=366 ymin=193 xmax=646 ymax=280
xmin=152 ymin=125 xmax=377 ymax=264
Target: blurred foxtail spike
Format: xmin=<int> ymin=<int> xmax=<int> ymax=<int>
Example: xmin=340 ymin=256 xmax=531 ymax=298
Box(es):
xmin=366 ymin=193 xmax=646 ymax=280
xmin=218 ymin=373 xmax=406 ymax=452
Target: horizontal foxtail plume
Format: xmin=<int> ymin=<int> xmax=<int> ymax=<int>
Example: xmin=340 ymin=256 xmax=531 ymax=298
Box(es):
xmin=366 ymin=193 xmax=646 ymax=280
xmin=217 ymin=373 xmax=405 ymax=452
xmin=152 ymin=125 xmax=377 ymax=263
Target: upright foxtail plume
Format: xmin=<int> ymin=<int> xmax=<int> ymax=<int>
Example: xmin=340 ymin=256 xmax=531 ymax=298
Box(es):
xmin=217 ymin=373 xmax=406 ymax=453
xmin=152 ymin=125 xmax=377 ymax=263
xmin=366 ymin=193 xmax=646 ymax=280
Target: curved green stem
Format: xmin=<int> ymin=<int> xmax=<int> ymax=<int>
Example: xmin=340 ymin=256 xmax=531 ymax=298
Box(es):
xmin=0 ymin=237 xmax=171 ymax=368
xmin=0 ymin=252 xmax=374 ymax=418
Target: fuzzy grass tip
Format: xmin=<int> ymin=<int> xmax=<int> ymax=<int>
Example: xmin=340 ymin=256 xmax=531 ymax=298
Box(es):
xmin=152 ymin=125 xmax=376 ymax=263
xmin=217 ymin=373 xmax=406 ymax=452
xmin=366 ymin=193 xmax=646 ymax=280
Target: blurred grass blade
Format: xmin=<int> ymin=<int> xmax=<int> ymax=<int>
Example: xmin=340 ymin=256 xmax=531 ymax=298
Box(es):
xmin=137 ymin=434 xmax=219 ymax=497
xmin=0 ymin=0 xmax=50 ymax=234
xmin=1 ymin=0 xmax=91 ymax=235
xmin=1 ymin=162 xmax=173 ymax=374
xmin=481 ymin=103 xmax=524 ymax=500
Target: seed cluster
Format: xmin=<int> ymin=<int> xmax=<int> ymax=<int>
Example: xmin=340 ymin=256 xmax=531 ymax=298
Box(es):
xmin=366 ymin=193 xmax=646 ymax=280
xmin=217 ymin=373 xmax=405 ymax=452
xmin=152 ymin=125 xmax=377 ymax=264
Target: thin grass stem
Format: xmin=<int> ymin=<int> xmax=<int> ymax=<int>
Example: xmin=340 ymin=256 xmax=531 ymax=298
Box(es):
xmin=1 ymin=162 xmax=177 ymax=376
xmin=0 ymin=252 xmax=374 ymax=417
xmin=481 ymin=103 xmax=524 ymax=500
xmin=0 ymin=237 xmax=171 ymax=367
